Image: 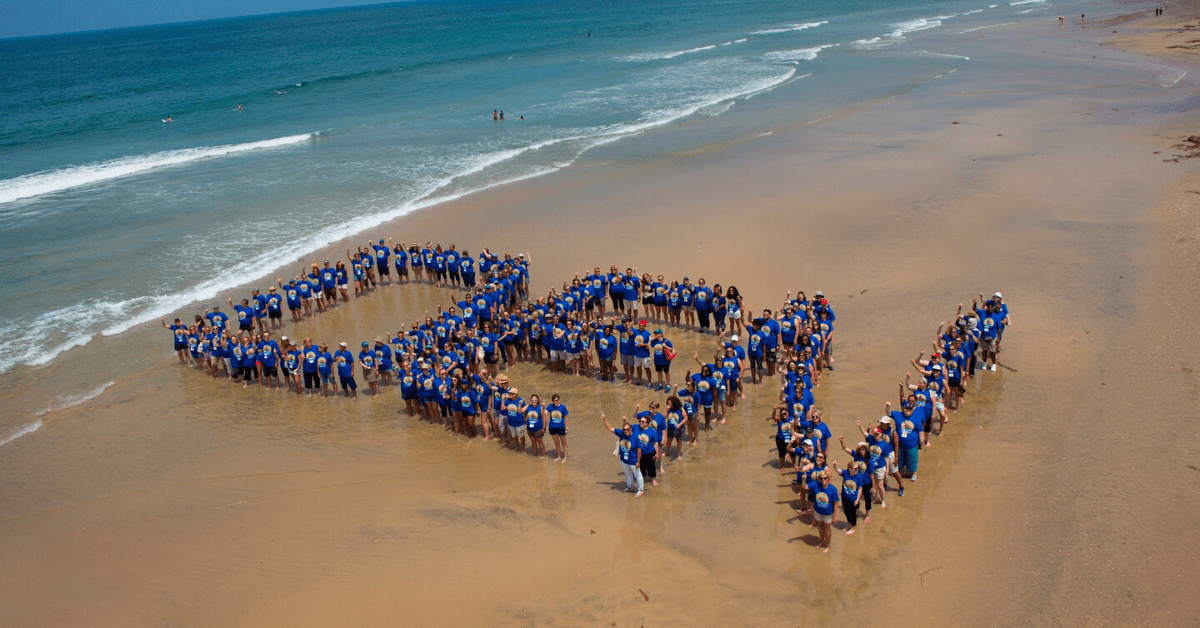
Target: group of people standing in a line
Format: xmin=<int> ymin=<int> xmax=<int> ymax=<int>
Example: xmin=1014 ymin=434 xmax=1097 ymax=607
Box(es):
xmin=776 ymin=292 xmax=1009 ymax=553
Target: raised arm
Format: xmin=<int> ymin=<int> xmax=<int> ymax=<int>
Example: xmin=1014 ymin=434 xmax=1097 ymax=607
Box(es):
xmin=838 ymin=435 xmax=854 ymax=456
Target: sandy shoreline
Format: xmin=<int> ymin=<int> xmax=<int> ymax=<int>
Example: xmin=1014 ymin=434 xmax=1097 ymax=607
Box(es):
xmin=3 ymin=2 xmax=1200 ymax=626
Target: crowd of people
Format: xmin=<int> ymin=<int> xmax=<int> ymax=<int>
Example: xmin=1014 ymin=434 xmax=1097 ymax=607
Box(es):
xmin=777 ymin=292 xmax=1010 ymax=553
xmin=595 ymin=289 xmax=840 ymax=497
xmin=159 ymin=234 xmax=1016 ymax=554
xmin=161 ymin=237 xmax=841 ymax=464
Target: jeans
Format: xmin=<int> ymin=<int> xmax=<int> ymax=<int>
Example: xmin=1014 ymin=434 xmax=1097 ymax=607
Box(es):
xmin=621 ymin=462 xmax=644 ymax=492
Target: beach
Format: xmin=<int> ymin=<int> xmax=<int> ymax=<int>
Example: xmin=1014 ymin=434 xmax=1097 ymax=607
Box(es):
xmin=2 ymin=1 xmax=1199 ymax=626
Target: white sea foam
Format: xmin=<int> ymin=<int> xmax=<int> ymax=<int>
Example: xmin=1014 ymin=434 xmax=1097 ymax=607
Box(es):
xmin=35 ymin=381 xmax=114 ymax=417
xmin=621 ymin=44 xmax=718 ymax=61
xmin=749 ymin=21 xmax=828 ymax=35
xmin=0 ymin=420 xmax=41 ymax=448
xmin=853 ymin=37 xmax=891 ymax=49
xmin=1009 ymin=0 xmax=1046 ymax=5
xmin=764 ymin=44 xmax=837 ymax=62
xmin=0 ymin=133 xmax=317 ymax=205
xmin=910 ymin=50 xmax=971 ymax=60
xmin=888 ymin=18 xmax=945 ymax=39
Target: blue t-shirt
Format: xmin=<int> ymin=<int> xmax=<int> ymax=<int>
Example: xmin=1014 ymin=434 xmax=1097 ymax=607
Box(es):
xmin=808 ymin=482 xmax=839 ymax=516
xmin=651 ymin=338 xmax=673 ymax=365
xmin=840 ymin=469 xmax=863 ymax=502
xmin=525 ymin=406 xmax=544 ymax=432
xmin=334 ymin=350 xmax=354 ymax=378
xmin=546 ymin=403 xmax=568 ymax=429
xmin=633 ymin=425 xmax=658 ymax=454
xmin=614 ymin=428 xmax=638 ymax=465
xmin=895 ymin=412 xmax=923 ymax=449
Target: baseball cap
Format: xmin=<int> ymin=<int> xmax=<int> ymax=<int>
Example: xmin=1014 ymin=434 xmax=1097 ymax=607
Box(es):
xmin=730 ymin=334 xmax=739 ymax=341
xmin=814 ymin=291 xmax=824 ymax=298
xmin=879 ymin=416 xmax=892 ymax=424
xmin=993 ymin=292 xmax=1003 ymax=298
xmin=638 ymin=319 xmax=647 ymax=325
xmin=338 ymin=342 xmax=347 ymax=347
xmin=281 ymin=336 xmax=288 ymax=341
xmin=931 ymin=364 xmax=942 ymax=371
xmin=362 ymin=341 xmax=369 ymax=347
xmin=654 ymin=329 xmax=663 ymax=334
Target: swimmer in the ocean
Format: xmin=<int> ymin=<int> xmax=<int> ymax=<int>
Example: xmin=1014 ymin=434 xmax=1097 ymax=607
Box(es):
xmin=164 ymin=115 xmax=172 ymax=123
xmin=493 ymin=109 xmax=498 ymax=120
xmin=237 ymin=104 xmax=242 ymax=110
xmin=500 ymin=110 xmax=504 ymax=120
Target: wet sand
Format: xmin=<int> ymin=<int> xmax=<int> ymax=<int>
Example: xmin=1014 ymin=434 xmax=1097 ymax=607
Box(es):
xmin=3 ymin=3 xmax=1200 ymax=626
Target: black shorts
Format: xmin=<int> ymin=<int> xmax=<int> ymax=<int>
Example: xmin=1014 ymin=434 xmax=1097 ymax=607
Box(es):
xmin=655 ymin=362 xmax=670 ymax=373
xmin=269 ymin=310 xmax=282 ymax=319
xmin=548 ymin=426 xmax=566 ymax=436
xmin=340 ymin=376 xmax=358 ymax=391
xmin=449 ymin=270 xmax=460 ymax=279
xmin=289 ymin=304 xmax=300 ymax=311
xmin=765 ymin=347 xmax=778 ymax=363
xmin=243 ymin=365 xmax=258 ymax=380
xmin=174 ymin=342 xmax=187 ymax=351
xmin=435 ymin=270 xmax=447 ymax=280
xmin=776 ymin=436 xmax=790 ymax=457
xmin=378 ymin=265 xmax=391 ymax=276
xmin=239 ymin=322 xmax=254 ymax=331
xmin=667 ymin=426 xmax=682 ymax=439
xmin=403 ymin=390 xmax=417 ymax=400
xmin=304 ymin=371 xmax=320 ymax=389
xmin=642 ymin=296 xmax=652 ymax=306
xmin=484 ymin=353 xmax=498 ymax=364
xmin=397 ymin=266 xmax=408 ymax=276
xmin=262 ymin=365 xmax=278 ymax=377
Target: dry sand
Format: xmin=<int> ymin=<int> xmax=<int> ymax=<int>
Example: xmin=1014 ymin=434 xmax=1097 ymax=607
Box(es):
xmin=2 ymin=3 xmax=1199 ymax=627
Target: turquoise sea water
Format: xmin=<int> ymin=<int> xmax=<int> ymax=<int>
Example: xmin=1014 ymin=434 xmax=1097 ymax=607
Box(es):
xmin=0 ymin=0 xmax=1082 ymax=372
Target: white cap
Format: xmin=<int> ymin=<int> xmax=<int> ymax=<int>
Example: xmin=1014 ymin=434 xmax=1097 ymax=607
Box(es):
xmin=338 ymin=342 xmax=347 ymax=347
xmin=281 ymin=336 xmax=288 ymax=341
xmin=993 ymin=292 xmax=1003 ymax=298
xmin=879 ymin=416 xmax=892 ymax=424
xmin=730 ymin=334 xmax=739 ymax=341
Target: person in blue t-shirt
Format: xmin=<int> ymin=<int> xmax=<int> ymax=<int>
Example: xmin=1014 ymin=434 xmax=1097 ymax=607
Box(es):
xmin=593 ymin=324 xmax=618 ymax=382
xmin=832 ymin=459 xmax=865 ymax=535
xmin=388 ymin=239 xmax=409 ymax=284
xmin=807 ymin=471 xmax=839 ymax=553
xmin=887 ymin=401 xmax=923 ymax=481
xmin=333 ymin=342 xmax=357 ymax=398
xmin=163 ymin=317 xmax=193 ymax=365
xmin=545 ymin=394 xmax=569 ymax=461
xmin=602 ymin=413 xmax=643 ymax=496
xmin=650 ymin=329 xmax=674 ymax=392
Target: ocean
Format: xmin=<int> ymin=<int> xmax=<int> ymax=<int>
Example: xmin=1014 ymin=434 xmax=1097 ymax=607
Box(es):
xmin=0 ymin=0 xmax=1076 ymax=375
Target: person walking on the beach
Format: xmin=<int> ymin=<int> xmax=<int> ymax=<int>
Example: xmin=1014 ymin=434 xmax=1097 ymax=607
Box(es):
xmin=602 ymin=413 xmax=643 ymax=497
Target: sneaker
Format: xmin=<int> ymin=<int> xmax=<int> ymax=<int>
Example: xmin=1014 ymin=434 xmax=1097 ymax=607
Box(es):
xmin=898 ymin=487 xmax=905 ymax=497
xmin=664 ymin=385 xmax=671 ymax=393
xmin=910 ymin=473 xmax=918 ymax=482
xmin=654 ymin=384 xmax=662 ymax=391
xmin=991 ymin=364 xmax=997 ymax=372
xmin=792 ymin=477 xmax=801 ymax=485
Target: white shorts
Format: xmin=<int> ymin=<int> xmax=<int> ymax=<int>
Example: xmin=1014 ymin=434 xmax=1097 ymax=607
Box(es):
xmin=729 ymin=310 xmax=741 ymax=320
xmin=874 ymin=467 xmax=887 ymax=479
xmin=508 ymin=424 xmax=526 ymax=439
xmin=551 ymin=350 xmax=567 ymax=361
xmin=639 ymin=357 xmax=653 ymax=369
xmin=815 ymin=512 xmax=833 ymax=524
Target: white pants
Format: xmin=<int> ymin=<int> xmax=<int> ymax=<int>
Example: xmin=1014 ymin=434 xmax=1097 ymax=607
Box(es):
xmin=621 ymin=462 xmax=644 ymax=492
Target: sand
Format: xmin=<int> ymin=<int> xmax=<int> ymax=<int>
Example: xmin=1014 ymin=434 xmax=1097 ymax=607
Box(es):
xmin=2 ymin=3 xmax=1199 ymax=626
